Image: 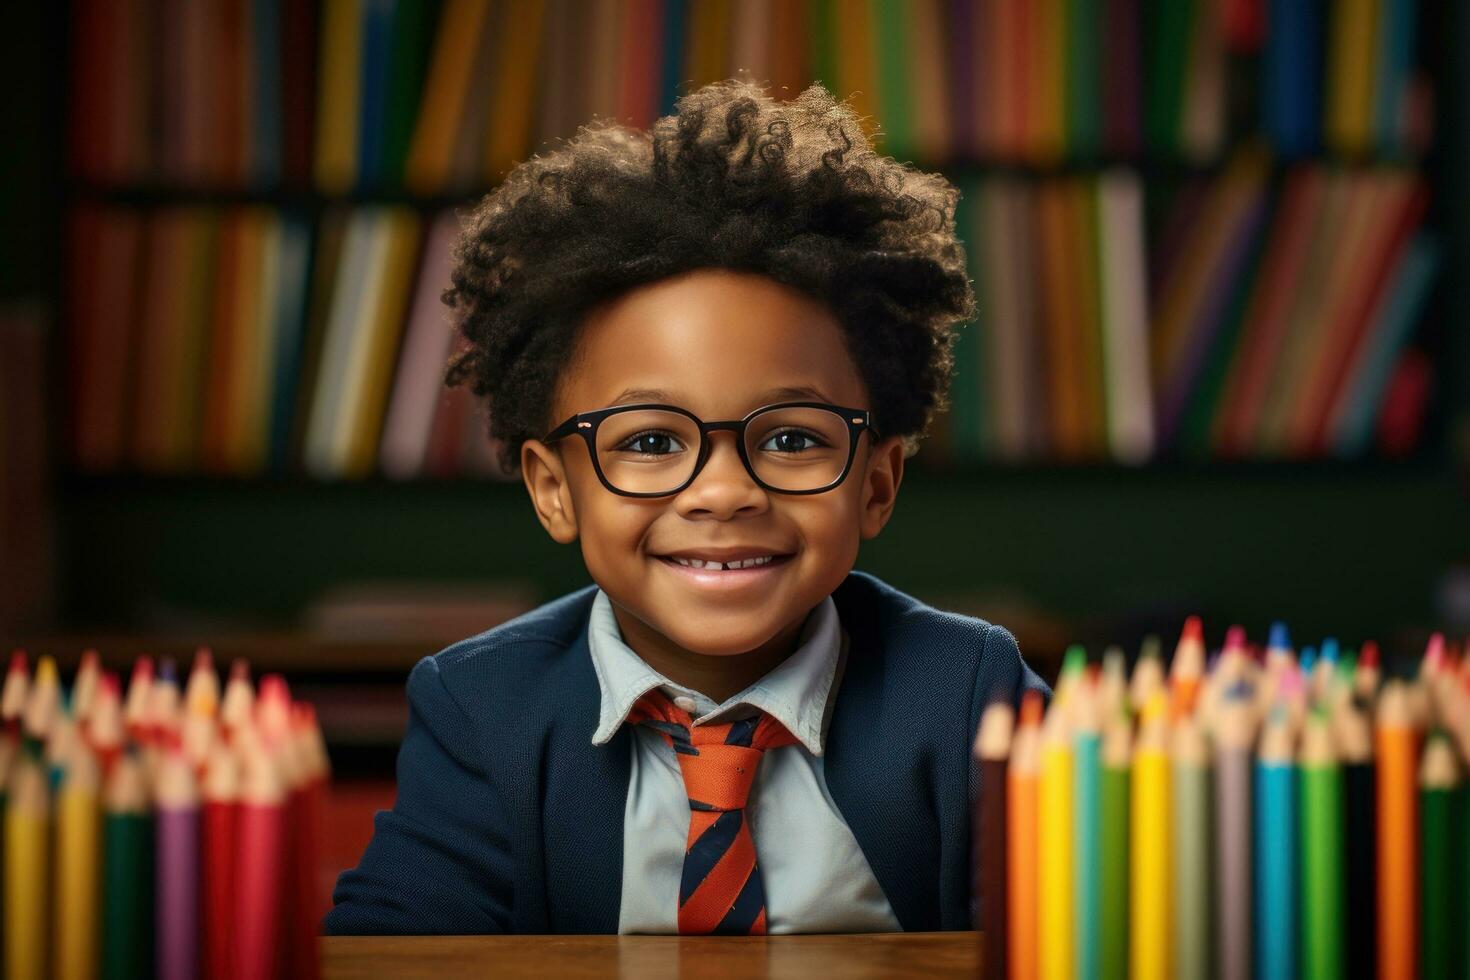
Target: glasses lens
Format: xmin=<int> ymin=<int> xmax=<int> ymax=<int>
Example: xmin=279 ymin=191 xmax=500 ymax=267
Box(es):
xmin=595 ymin=409 xmax=702 ymax=494
xmin=745 ymin=406 xmax=852 ymax=492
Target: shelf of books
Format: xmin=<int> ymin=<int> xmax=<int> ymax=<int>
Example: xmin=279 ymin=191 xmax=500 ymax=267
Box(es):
xmin=60 ymin=0 xmax=1450 ymax=484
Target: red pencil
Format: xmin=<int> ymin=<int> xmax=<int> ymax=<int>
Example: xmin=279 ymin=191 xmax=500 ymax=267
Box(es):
xmin=233 ymin=720 xmax=286 ymax=980
xmin=202 ymin=738 xmax=239 ymax=980
xmin=288 ymin=702 xmax=328 ymax=980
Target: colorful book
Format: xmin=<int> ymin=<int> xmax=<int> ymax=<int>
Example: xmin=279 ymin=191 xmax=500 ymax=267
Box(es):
xmin=340 ymin=210 xmax=423 ymax=477
xmin=403 ymin=0 xmax=492 ymax=195
xmin=1326 ymin=0 xmax=1377 ymax=155
xmin=380 ymin=211 xmax=461 ymax=479
xmin=1327 ymin=234 xmax=1439 ymax=457
xmin=485 ymin=0 xmax=547 ymax=182
xmin=314 ymin=0 xmax=363 ymax=192
xmin=1095 ymin=171 xmax=1153 ymax=463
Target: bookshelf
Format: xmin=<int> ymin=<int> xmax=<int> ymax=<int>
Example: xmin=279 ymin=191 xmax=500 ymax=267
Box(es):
xmin=3 ymin=0 xmax=1466 ymax=751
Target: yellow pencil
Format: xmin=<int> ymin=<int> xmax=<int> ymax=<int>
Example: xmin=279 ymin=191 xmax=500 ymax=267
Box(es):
xmin=1038 ymin=700 xmax=1074 ymax=980
xmin=1130 ymin=690 xmax=1172 ymax=980
xmin=6 ymin=753 xmax=51 ymax=980
xmin=55 ymin=734 xmax=101 ymax=980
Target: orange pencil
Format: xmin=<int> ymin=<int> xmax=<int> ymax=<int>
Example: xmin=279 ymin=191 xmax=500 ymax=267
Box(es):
xmin=1375 ymin=681 xmax=1418 ymax=979
xmin=1169 ymin=616 xmax=1206 ymax=715
xmin=1007 ymin=691 xmax=1043 ymax=980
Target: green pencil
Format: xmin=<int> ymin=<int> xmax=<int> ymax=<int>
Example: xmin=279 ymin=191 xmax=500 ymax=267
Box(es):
xmin=1299 ymin=714 xmax=1344 ymax=980
xmin=1418 ymin=732 xmax=1462 ymax=979
xmin=1098 ymin=713 xmax=1131 ymax=980
xmin=101 ymin=752 xmax=151 ymax=980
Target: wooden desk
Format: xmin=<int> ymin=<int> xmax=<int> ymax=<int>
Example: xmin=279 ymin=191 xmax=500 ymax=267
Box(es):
xmin=323 ymin=931 xmax=982 ymax=979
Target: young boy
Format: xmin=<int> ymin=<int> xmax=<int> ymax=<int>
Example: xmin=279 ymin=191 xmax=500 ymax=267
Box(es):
xmin=325 ymin=78 xmax=1047 ymax=937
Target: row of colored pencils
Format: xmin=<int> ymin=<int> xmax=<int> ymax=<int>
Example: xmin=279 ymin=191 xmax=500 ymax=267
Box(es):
xmin=0 ymin=648 xmax=329 ymax=980
xmin=974 ymin=618 xmax=1470 ymax=980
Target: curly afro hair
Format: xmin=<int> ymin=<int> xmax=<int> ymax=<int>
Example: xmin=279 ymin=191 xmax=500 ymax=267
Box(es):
xmin=442 ymin=76 xmax=976 ymax=475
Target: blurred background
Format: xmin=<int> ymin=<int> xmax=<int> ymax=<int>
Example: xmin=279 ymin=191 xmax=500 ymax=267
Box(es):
xmin=2 ymin=0 xmax=1469 ymax=873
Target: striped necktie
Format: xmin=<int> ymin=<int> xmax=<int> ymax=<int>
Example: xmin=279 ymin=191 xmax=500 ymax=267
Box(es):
xmin=628 ymin=688 xmax=799 ymax=934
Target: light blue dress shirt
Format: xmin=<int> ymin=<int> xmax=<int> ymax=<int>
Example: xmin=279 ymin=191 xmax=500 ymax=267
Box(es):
xmin=586 ymin=587 xmax=903 ymax=934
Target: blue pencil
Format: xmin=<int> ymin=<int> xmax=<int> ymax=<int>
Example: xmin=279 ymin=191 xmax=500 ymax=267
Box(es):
xmin=1255 ymin=707 xmax=1298 ymax=980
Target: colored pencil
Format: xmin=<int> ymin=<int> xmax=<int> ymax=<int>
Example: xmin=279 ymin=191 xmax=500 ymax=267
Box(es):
xmin=975 ymin=702 xmax=1014 ymax=980
xmin=1098 ymin=646 xmax=1128 ymax=721
xmin=233 ymin=723 xmax=286 ymax=980
xmin=1072 ymin=683 xmax=1101 ymax=980
xmin=1007 ymin=692 xmax=1043 ymax=980
xmin=101 ymin=752 xmax=151 ymax=980
xmin=1212 ymin=684 xmax=1256 ymax=980
xmin=148 ymin=659 xmax=183 ymax=754
xmin=1299 ymin=713 xmax=1344 ymax=980
xmin=6 ymin=753 xmax=50 ymax=980
xmin=202 ymin=739 xmax=239 ymax=980
xmin=1168 ymin=615 xmax=1206 ymax=714
xmin=1038 ymin=698 xmax=1074 ymax=980
xmin=1255 ymin=706 xmax=1296 ymax=980
xmin=1354 ymin=640 xmax=1381 ymax=703
xmin=2 ymin=651 xmax=31 ymax=731
xmin=1170 ymin=706 xmax=1210 ymax=980
xmin=70 ymin=650 xmax=101 ymax=728
xmin=23 ymin=655 xmax=61 ymax=753
xmin=219 ymin=661 xmax=254 ymax=742
xmin=289 ymin=702 xmax=329 ymax=980
xmin=1129 ymin=691 xmax=1170 ymax=980
xmin=1097 ymin=710 xmax=1131 ymax=980
xmin=1418 ymin=732 xmax=1462 ymax=978
xmin=1376 ymin=681 xmax=1418 ymax=980
xmin=122 ymin=657 xmax=153 ymax=746
xmin=156 ymin=746 xmax=201 ymax=980
xmin=55 ymin=734 xmax=101 ymax=980
xmin=182 ymin=648 xmax=221 ymax=771
xmin=1128 ymin=635 xmax=1164 ymax=713
xmin=85 ymin=672 xmax=125 ymax=775
xmin=1336 ymin=693 xmax=1376 ymax=980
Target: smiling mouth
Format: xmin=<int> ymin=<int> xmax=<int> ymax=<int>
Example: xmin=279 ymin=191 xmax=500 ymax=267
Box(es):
xmin=654 ymin=554 xmax=795 ymax=571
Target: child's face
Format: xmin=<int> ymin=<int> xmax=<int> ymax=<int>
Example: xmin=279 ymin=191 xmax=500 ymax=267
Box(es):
xmin=521 ymin=268 xmax=906 ymax=658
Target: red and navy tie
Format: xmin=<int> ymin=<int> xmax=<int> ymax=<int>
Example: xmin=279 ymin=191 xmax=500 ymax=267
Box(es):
xmin=628 ymin=689 xmax=799 ymax=934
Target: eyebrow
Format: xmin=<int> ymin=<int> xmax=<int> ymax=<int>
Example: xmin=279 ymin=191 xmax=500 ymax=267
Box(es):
xmin=607 ymin=384 xmax=836 ymax=407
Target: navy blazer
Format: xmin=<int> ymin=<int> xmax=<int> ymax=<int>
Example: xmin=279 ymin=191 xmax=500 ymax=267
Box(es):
xmin=324 ymin=569 xmax=1048 ymax=935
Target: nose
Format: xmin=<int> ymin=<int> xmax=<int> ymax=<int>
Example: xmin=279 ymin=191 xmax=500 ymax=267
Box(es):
xmin=671 ymin=431 xmax=767 ymax=519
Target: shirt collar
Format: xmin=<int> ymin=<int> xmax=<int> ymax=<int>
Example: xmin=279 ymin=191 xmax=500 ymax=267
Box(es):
xmin=586 ymin=587 xmax=844 ymax=756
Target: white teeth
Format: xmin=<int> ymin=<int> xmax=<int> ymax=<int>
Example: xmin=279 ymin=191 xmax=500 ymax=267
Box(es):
xmin=669 ymin=555 xmax=777 ymax=570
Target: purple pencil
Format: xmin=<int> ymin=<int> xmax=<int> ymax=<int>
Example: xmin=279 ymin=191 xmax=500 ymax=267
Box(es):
xmin=156 ymin=745 xmax=201 ymax=980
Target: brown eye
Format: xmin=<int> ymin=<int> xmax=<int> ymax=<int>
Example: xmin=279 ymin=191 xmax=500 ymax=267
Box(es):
xmin=616 ymin=430 xmax=685 ymax=456
xmin=759 ymin=428 xmax=827 ymax=454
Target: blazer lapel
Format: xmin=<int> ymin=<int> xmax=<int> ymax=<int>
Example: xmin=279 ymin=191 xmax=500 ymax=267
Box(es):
xmin=824 ymin=572 xmax=938 ymax=931
xmin=539 ymin=610 xmax=633 ymax=933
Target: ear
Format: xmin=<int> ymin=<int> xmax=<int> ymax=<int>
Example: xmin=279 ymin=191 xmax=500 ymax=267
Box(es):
xmin=521 ymin=439 xmax=579 ymax=544
xmin=857 ymin=432 xmax=905 ymax=540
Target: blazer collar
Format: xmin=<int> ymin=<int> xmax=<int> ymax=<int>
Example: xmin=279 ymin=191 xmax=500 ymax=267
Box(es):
xmin=823 ymin=571 xmax=934 ymax=931
xmin=538 ymin=596 xmax=630 ymax=934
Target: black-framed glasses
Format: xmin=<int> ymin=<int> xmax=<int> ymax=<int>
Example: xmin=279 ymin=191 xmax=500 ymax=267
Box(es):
xmin=540 ymin=401 xmax=877 ymax=497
